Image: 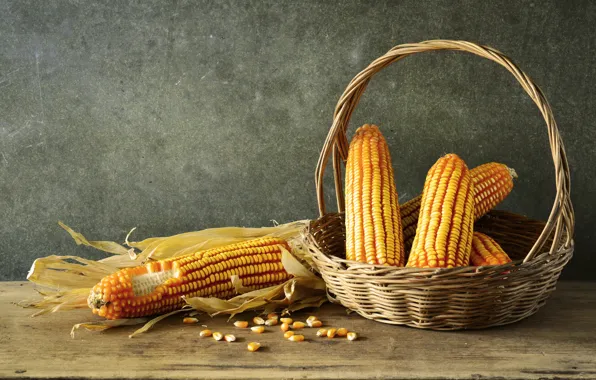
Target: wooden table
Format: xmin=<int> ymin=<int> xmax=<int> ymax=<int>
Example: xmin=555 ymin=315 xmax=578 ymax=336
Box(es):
xmin=1 ymin=282 xmax=595 ymax=379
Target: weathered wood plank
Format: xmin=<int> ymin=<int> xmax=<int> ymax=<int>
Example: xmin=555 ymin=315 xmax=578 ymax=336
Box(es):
xmin=1 ymin=281 xmax=595 ymax=379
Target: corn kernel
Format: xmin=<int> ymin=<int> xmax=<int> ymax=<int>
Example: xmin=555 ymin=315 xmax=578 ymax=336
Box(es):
xmin=213 ymin=332 xmax=223 ymax=341
xmin=306 ymin=316 xmax=318 ymax=324
xmin=267 ymin=313 xmax=278 ymax=320
xmin=183 ymin=317 xmax=199 ymax=324
xmin=253 ymin=316 xmax=265 ymax=325
xmin=288 ymin=334 xmax=304 ymax=342
xmin=309 ymin=320 xmax=323 ymax=328
xmin=251 ymin=326 xmax=265 ymax=334
xmin=316 ymin=328 xmax=328 ymax=337
xmin=247 ymin=342 xmax=261 ymax=352
xmin=234 ymin=321 xmax=249 ymax=328
xmin=292 ymin=321 xmax=305 ymax=329
xmin=336 ymin=328 xmax=348 ymax=337
xmin=265 ymin=318 xmax=278 ymax=326
xmin=347 ymin=332 xmax=358 ymax=341
xmin=224 ymin=334 xmax=236 ymax=342
xmin=327 ymin=328 xmax=337 ymax=338
xmin=200 ymin=329 xmax=212 ymax=337
xmin=284 ymin=331 xmax=295 ymax=339
xmin=280 ymin=317 xmax=293 ymax=324
xmin=280 ymin=322 xmax=290 ymax=332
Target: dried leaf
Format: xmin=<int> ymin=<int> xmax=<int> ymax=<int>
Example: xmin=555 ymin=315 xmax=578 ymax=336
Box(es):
xmin=19 ymin=288 xmax=90 ymax=316
xmin=59 ymin=222 xmax=130 ymax=255
xmin=128 ymin=307 xmax=191 ymax=338
xmin=27 ymin=255 xmax=117 ymax=290
xmin=230 ymin=275 xmax=252 ymax=294
xmin=282 ymin=295 xmax=328 ymax=314
xmin=71 ymin=318 xmax=148 ymax=338
xmin=130 ymin=221 xmax=309 ymax=262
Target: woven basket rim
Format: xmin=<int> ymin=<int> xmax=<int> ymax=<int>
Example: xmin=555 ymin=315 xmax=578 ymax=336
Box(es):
xmin=313 ymin=39 xmax=574 ymax=263
xmin=305 ymin=214 xmax=574 ymax=277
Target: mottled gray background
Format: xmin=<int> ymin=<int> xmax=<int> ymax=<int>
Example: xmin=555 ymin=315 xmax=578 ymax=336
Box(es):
xmin=1 ymin=1 xmax=594 ymax=281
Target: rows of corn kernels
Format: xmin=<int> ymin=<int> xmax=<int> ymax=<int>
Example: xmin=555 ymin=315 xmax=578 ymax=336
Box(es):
xmin=344 ymin=124 xmax=516 ymax=268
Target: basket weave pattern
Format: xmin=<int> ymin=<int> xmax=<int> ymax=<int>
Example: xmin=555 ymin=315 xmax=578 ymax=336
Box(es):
xmin=305 ymin=40 xmax=574 ymax=330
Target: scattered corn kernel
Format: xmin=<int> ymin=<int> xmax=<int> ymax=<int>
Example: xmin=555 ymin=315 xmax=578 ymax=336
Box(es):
xmin=309 ymin=320 xmax=323 ymax=328
xmin=306 ymin=316 xmax=318 ymax=324
xmin=251 ymin=326 xmax=265 ymax=334
xmin=347 ymin=332 xmax=358 ymax=341
xmin=265 ymin=318 xmax=278 ymax=326
xmin=183 ymin=317 xmax=199 ymax=324
xmin=247 ymin=342 xmax=261 ymax=352
xmin=234 ymin=321 xmax=249 ymax=328
xmin=327 ymin=328 xmax=337 ymax=338
xmin=253 ymin=316 xmax=265 ymax=325
xmin=267 ymin=313 xmax=278 ymax=320
xmin=292 ymin=321 xmax=305 ymax=329
xmin=316 ymin=328 xmax=328 ymax=337
xmin=283 ymin=331 xmax=295 ymax=339
xmin=213 ymin=332 xmax=223 ymax=341
xmin=280 ymin=322 xmax=290 ymax=332
xmin=288 ymin=334 xmax=304 ymax=342
xmin=280 ymin=317 xmax=293 ymax=324
xmin=336 ymin=328 xmax=348 ymax=337
xmin=224 ymin=334 xmax=236 ymax=342
xmin=200 ymin=329 xmax=212 ymax=337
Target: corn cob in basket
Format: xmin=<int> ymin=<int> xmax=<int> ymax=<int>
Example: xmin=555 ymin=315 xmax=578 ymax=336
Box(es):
xmin=406 ymin=154 xmax=475 ymax=268
xmin=344 ymin=124 xmax=405 ymax=266
xmin=401 ymin=162 xmax=517 ymax=251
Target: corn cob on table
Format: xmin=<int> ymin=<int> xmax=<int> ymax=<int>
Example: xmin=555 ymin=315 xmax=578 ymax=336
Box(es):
xmin=2 ymin=281 xmax=595 ymax=380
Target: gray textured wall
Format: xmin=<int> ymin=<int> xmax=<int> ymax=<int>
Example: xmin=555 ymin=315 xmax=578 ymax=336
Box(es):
xmin=1 ymin=0 xmax=594 ymax=281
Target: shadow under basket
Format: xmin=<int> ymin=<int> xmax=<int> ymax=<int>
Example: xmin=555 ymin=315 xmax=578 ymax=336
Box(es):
xmin=304 ymin=40 xmax=575 ymax=330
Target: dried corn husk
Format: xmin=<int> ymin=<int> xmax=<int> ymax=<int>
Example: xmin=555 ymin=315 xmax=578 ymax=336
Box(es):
xmin=23 ymin=220 xmax=326 ymax=337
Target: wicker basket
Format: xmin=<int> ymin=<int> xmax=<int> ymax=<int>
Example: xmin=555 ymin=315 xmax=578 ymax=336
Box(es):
xmin=304 ymin=40 xmax=574 ymax=330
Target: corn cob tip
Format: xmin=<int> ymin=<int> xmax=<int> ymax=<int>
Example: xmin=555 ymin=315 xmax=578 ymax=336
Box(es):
xmin=354 ymin=123 xmax=380 ymax=135
xmin=508 ymin=166 xmax=518 ymax=179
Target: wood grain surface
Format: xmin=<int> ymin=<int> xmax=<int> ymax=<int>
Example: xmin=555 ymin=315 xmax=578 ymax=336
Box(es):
xmin=1 ymin=281 xmax=595 ymax=380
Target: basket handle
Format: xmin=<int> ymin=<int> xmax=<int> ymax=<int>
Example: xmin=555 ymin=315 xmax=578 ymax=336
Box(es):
xmin=314 ymin=40 xmax=573 ymax=262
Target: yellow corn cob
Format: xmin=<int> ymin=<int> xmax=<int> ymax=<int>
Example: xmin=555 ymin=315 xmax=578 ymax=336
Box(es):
xmin=88 ymin=237 xmax=292 ymax=319
xmin=406 ymin=154 xmax=474 ymax=268
xmin=470 ymin=232 xmax=512 ymax=266
xmin=345 ymin=124 xmax=405 ymax=266
xmin=401 ymin=162 xmax=517 ymax=251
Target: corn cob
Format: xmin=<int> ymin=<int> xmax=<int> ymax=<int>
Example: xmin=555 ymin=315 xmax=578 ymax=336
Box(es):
xmin=401 ymin=162 xmax=517 ymax=251
xmin=88 ymin=237 xmax=292 ymax=319
xmin=470 ymin=232 xmax=512 ymax=266
xmin=345 ymin=124 xmax=405 ymax=266
xmin=406 ymin=154 xmax=475 ymax=268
